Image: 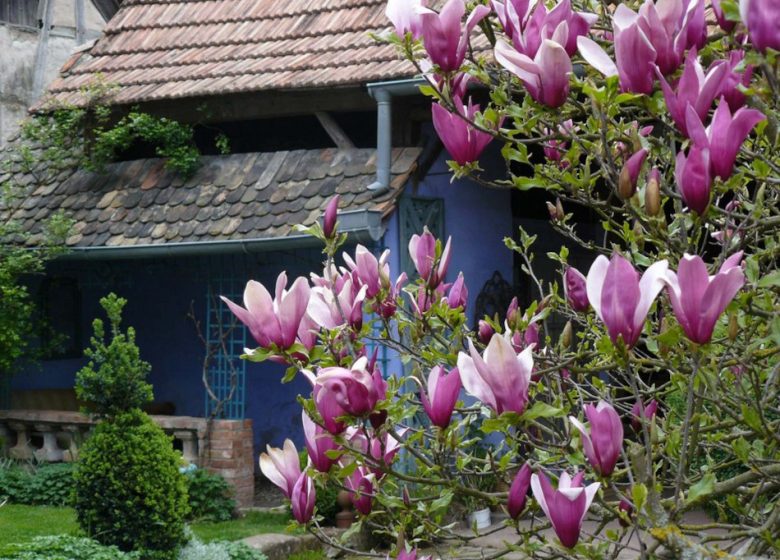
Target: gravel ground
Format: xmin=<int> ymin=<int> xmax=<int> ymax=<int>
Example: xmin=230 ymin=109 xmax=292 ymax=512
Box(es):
xmin=253 ymin=475 xmax=286 ymax=508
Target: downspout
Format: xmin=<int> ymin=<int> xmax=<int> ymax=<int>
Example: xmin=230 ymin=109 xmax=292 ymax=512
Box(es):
xmin=366 ymin=78 xmax=426 ymax=193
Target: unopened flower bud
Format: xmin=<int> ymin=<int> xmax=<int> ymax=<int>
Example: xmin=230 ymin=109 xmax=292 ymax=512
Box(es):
xmin=323 ymin=195 xmax=339 ymax=238
xmin=546 ymin=199 xmax=564 ymax=221
xmin=619 ymin=499 xmax=634 ymax=527
xmin=560 ymin=320 xmax=573 ymax=349
xmin=403 ymin=486 xmax=411 ymax=508
xmin=645 ymin=168 xmax=661 ymax=216
xmin=618 ymin=149 xmax=648 ymax=199
xmin=728 ymin=313 xmax=738 ymax=341
xmin=478 ymin=320 xmax=495 ymax=344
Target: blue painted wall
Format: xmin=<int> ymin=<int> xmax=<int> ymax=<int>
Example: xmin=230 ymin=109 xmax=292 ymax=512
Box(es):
xmin=12 ymin=249 xmax=328 ymax=462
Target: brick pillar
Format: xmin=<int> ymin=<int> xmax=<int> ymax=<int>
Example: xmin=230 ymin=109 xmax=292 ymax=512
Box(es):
xmin=203 ymin=419 xmax=255 ymax=509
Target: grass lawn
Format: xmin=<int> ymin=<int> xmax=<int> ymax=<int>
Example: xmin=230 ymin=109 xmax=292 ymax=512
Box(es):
xmin=0 ymin=505 xmax=296 ymax=548
xmin=190 ymin=510 xmax=300 ymax=542
xmin=0 ymin=505 xmax=78 ymax=548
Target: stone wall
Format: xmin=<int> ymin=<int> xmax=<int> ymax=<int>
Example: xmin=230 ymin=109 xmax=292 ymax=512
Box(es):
xmin=0 ymin=410 xmax=256 ymax=509
xmin=203 ymin=419 xmax=256 ymax=509
xmin=0 ymin=0 xmax=106 ymax=146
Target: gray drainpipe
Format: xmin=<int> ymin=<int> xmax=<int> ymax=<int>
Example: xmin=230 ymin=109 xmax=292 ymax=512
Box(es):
xmin=366 ymin=78 xmax=427 ymax=193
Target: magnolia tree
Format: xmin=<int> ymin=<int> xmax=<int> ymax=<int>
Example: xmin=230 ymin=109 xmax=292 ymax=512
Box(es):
xmin=225 ymin=0 xmax=779 ymax=557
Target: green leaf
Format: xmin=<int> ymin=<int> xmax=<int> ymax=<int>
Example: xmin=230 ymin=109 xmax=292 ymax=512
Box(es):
xmin=685 ymin=473 xmax=716 ymax=505
xmin=741 ymin=403 xmax=763 ymax=433
xmin=522 ymin=402 xmax=564 ymax=422
xmin=757 ymin=270 xmax=780 ymax=288
xmin=632 ymin=483 xmax=647 ymax=512
xmin=731 ymin=437 xmax=750 ymax=463
xmin=430 ymin=490 xmax=454 ymax=514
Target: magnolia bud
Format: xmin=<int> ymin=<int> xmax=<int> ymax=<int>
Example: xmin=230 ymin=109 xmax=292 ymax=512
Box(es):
xmin=728 ymin=313 xmax=738 ymax=341
xmin=403 ymin=486 xmax=411 ymax=508
xmin=560 ymin=320 xmax=573 ymax=349
xmin=323 ymin=195 xmax=339 ymax=238
xmin=633 ymin=221 xmax=645 ymax=250
xmin=478 ymin=320 xmax=495 ymax=344
xmin=618 ymin=499 xmax=634 ymax=527
xmin=556 ymin=198 xmax=564 ymax=219
xmin=659 ymin=317 xmax=670 ymax=356
xmin=645 ymin=168 xmax=661 ymax=216
xmin=618 ymin=149 xmax=648 ymax=199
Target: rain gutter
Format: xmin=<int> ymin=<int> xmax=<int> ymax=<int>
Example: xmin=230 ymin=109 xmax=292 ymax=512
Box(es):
xmin=366 ymin=78 xmax=427 ymax=194
xmin=57 ymin=209 xmax=385 ymax=261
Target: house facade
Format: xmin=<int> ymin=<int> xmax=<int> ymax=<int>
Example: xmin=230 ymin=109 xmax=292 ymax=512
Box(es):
xmin=1 ymin=0 xmax=594 ymax=506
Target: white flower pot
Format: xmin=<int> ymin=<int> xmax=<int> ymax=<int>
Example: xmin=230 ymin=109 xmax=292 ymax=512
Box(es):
xmin=467 ymin=507 xmax=491 ymax=530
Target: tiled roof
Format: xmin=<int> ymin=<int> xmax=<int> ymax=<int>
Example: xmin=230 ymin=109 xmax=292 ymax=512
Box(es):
xmin=39 ymin=0 xmax=417 ymax=108
xmin=2 ymin=148 xmax=420 ymax=249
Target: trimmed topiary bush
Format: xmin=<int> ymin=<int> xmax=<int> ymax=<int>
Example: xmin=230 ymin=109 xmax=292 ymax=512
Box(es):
xmin=75 ymin=293 xmax=152 ymax=419
xmin=74 ymin=409 xmax=189 ymax=560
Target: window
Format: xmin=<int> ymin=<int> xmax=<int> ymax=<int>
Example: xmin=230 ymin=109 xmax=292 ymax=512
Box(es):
xmin=40 ymin=277 xmax=82 ymax=360
xmin=0 ymin=1 xmax=40 ymax=28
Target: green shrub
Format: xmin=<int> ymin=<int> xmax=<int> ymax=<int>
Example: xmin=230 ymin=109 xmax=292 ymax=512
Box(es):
xmin=184 ymin=469 xmax=235 ymax=522
xmin=74 ymin=410 xmax=189 ymax=560
xmin=75 ymin=293 xmax=153 ymax=418
xmin=0 ymin=535 xmax=140 ymax=560
xmin=0 ymin=462 xmax=74 ymax=506
xmin=178 ymin=536 xmax=267 ymax=560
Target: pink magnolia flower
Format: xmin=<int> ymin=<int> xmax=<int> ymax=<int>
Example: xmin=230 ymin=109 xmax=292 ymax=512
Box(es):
xmin=377 ymin=272 xmax=408 ymax=319
xmin=685 ymin=102 xmax=765 ymax=181
xmin=221 ymin=273 xmax=310 ymax=350
xmin=507 ymin=462 xmax=532 ymax=518
xmin=316 ymin=356 xmax=387 ymax=417
xmin=511 ymin=322 xmax=539 ymax=353
xmin=664 ymin=252 xmax=745 ymax=345
xmin=308 ymin=276 xmax=367 ymax=331
xmin=345 ymin=466 xmax=376 ymax=515
xmin=302 ymin=411 xmax=340 ymax=473
xmin=432 ymin=96 xmax=496 ymax=166
xmin=564 ymin=266 xmax=589 ymax=312
xmin=386 ymin=0 xmax=426 ymax=39
xmin=675 ymin=144 xmax=712 ymax=215
xmin=419 ymin=0 xmax=490 ymax=72
xmin=393 ymin=549 xmax=432 ymax=560
xmin=259 ymin=439 xmax=301 ymax=500
xmin=492 ymin=0 xmax=596 ymax=58
xmin=322 ymin=195 xmax=339 ymax=238
xmin=531 ymin=471 xmax=600 ymax=548
xmin=718 ymin=51 xmax=754 ymax=111
xmin=420 ymin=365 xmax=462 ymax=429
xmin=656 ymin=49 xmax=730 ymax=137
xmin=291 ymin=473 xmax=316 ymax=524
xmin=409 ymin=227 xmax=452 ymax=286
xmin=631 ymin=399 xmax=658 ymax=432
xmin=711 ymin=0 xmax=736 ymax=32
xmin=586 ymin=254 xmax=668 ymax=348
xmin=740 ymin=0 xmax=780 ymax=53
xmin=446 ymin=272 xmax=468 ymax=309
xmin=577 ymin=0 xmax=706 ymax=92
xmin=577 ymin=5 xmax=657 ymax=94
xmin=543 ymin=119 xmax=574 ymax=165
xmin=457 ymin=333 xmax=534 ymax=415
xmin=343 ymin=245 xmax=390 ymax=299
xmin=569 ymin=401 xmax=624 ymax=476
xmin=494 ymin=21 xmax=572 ymax=109
xmin=368 ymin=431 xmax=405 ymax=477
